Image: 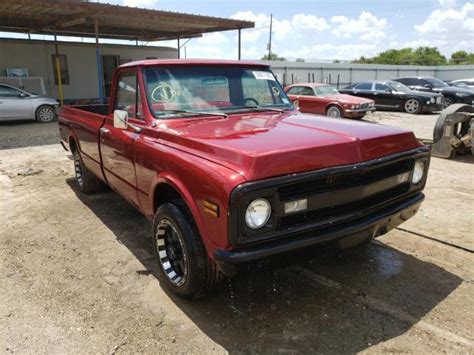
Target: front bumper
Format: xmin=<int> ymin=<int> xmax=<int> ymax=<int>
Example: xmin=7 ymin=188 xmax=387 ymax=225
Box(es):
xmin=345 ymin=107 xmax=376 ymax=113
xmin=423 ymin=103 xmax=444 ymax=112
xmin=215 ymin=193 xmax=423 ymax=275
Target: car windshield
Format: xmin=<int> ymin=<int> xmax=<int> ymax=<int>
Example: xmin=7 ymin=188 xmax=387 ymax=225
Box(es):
xmin=314 ymin=85 xmax=339 ymax=96
xmin=389 ymin=81 xmax=411 ymax=92
xmin=142 ymin=66 xmax=293 ymax=118
xmin=425 ymin=77 xmax=448 ymax=88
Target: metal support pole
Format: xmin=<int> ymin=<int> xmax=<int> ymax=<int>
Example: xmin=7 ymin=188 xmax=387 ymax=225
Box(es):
xmin=268 ymin=14 xmax=273 ymax=59
xmin=54 ymin=31 xmax=64 ymax=106
xmin=238 ymin=28 xmax=241 ymax=60
xmin=95 ymin=18 xmax=105 ymax=104
xmin=177 ymin=37 xmax=180 ymax=59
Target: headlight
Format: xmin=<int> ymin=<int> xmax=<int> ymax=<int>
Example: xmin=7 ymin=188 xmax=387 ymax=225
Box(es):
xmin=351 ymin=105 xmax=356 ymax=109
xmin=430 ymin=97 xmax=435 ymax=103
xmin=412 ymin=160 xmax=425 ymax=184
xmin=245 ymin=198 xmax=271 ymax=229
xmin=455 ymin=92 xmax=468 ymax=97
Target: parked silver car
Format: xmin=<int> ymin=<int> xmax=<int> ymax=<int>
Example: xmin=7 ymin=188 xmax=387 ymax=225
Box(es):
xmin=0 ymin=83 xmax=59 ymax=123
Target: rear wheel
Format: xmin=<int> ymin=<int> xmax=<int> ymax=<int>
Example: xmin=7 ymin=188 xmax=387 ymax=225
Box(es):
xmin=404 ymin=99 xmax=421 ymax=114
xmin=152 ymin=200 xmax=222 ymax=299
xmin=326 ymin=105 xmax=342 ymax=118
xmin=35 ymin=105 xmax=56 ymax=123
xmin=73 ymin=149 xmax=103 ymax=194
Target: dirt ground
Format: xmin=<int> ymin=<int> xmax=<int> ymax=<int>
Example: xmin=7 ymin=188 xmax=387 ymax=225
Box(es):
xmin=0 ymin=113 xmax=473 ymax=354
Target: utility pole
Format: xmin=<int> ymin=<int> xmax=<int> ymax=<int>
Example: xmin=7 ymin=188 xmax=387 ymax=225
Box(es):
xmin=267 ymin=14 xmax=273 ymax=60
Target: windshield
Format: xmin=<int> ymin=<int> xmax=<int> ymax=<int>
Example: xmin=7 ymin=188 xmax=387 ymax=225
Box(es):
xmin=388 ymin=81 xmax=411 ymax=92
xmin=142 ymin=66 xmax=293 ymax=118
xmin=425 ymin=77 xmax=448 ymax=88
xmin=314 ymin=85 xmax=339 ymax=96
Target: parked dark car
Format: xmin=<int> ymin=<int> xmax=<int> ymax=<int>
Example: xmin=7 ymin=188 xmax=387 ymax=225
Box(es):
xmin=393 ymin=76 xmax=474 ymax=107
xmin=448 ymin=78 xmax=474 ymax=90
xmin=340 ymin=80 xmax=443 ymax=114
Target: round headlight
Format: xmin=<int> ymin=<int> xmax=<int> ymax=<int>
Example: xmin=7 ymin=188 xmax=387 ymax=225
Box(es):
xmin=430 ymin=97 xmax=435 ymax=103
xmin=412 ymin=160 xmax=425 ymax=184
xmin=245 ymin=198 xmax=271 ymax=229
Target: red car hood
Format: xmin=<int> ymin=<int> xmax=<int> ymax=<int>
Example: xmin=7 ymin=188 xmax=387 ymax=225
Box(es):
xmin=155 ymin=111 xmax=421 ymax=181
xmin=321 ymin=93 xmax=373 ymax=104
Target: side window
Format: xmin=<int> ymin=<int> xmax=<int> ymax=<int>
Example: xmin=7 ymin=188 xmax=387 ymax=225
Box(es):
xmin=0 ymin=85 xmax=21 ymax=97
xmin=115 ymin=71 xmax=141 ymax=119
xmin=355 ymin=82 xmax=372 ymax=91
xmin=300 ymin=87 xmax=314 ymax=96
xmin=375 ymin=83 xmax=390 ymax=92
xmin=400 ymin=78 xmax=416 ymax=86
xmin=287 ymin=86 xmax=302 ymax=95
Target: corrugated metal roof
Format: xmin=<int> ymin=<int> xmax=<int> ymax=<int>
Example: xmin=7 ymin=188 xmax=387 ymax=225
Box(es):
xmin=0 ymin=0 xmax=254 ymax=41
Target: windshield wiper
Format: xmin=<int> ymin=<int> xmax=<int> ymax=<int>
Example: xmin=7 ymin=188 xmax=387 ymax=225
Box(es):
xmin=239 ymin=105 xmax=286 ymax=113
xmin=157 ymin=109 xmax=228 ymax=118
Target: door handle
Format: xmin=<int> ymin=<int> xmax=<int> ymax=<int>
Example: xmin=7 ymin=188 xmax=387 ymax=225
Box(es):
xmin=100 ymin=127 xmax=110 ymax=134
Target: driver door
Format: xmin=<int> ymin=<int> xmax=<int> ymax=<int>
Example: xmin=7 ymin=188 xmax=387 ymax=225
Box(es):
xmin=0 ymin=84 xmax=33 ymax=120
xmin=100 ymin=69 xmax=145 ymax=208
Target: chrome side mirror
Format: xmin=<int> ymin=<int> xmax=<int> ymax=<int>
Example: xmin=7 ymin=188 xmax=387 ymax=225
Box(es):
xmin=113 ymin=110 xmax=128 ymax=130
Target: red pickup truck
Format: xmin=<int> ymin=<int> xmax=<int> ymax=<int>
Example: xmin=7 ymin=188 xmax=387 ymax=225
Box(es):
xmin=59 ymin=59 xmax=430 ymax=299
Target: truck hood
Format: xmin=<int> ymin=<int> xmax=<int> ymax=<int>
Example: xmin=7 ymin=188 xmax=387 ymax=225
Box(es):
xmin=156 ymin=111 xmax=421 ymax=181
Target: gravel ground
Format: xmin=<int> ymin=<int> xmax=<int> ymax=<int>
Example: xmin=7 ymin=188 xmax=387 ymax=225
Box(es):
xmin=0 ymin=113 xmax=473 ymax=354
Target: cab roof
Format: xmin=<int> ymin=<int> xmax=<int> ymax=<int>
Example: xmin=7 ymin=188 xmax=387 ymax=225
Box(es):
xmin=119 ymin=59 xmax=269 ymax=69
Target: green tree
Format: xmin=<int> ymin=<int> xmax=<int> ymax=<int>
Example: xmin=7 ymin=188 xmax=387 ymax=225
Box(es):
xmin=450 ymin=50 xmax=474 ymax=64
xmin=354 ymin=47 xmax=449 ymax=65
xmin=295 ymin=58 xmax=305 ymax=62
xmin=261 ymin=53 xmax=286 ymax=61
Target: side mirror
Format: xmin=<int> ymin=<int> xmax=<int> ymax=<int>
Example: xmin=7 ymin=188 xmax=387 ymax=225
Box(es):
xmin=424 ymin=84 xmax=432 ymax=89
xmin=113 ymin=110 xmax=128 ymax=130
xmin=385 ymin=88 xmax=392 ymax=93
xmin=18 ymin=92 xmax=28 ymax=98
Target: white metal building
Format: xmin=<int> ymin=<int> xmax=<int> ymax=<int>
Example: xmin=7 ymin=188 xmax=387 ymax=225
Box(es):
xmin=0 ymin=38 xmax=177 ymax=101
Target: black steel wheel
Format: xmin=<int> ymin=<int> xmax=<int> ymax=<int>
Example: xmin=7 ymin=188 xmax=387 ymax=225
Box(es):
xmin=73 ymin=149 xmax=103 ymax=194
xmin=152 ymin=200 xmax=222 ymax=299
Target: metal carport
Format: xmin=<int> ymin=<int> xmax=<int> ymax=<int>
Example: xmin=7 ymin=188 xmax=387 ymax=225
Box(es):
xmin=0 ymin=0 xmax=254 ymax=104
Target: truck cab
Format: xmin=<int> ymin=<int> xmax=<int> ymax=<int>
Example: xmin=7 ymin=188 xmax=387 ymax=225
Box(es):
xmin=59 ymin=59 xmax=430 ymax=299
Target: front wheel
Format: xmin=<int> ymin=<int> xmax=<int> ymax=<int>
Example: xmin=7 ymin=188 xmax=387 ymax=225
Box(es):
xmin=35 ymin=105 xmax=57 ymax=123
xmin=404 ymin=99 xmax=421 ymax=114
xmin=152 ymin=200 xmax=222 ymax=299
xmin=443 ymin=97 xmax=454 ymax=108
xmin=326 ymin=105 xmax=342 ymax=118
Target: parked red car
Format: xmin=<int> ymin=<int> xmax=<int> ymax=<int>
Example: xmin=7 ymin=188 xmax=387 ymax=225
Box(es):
xmin=59 ymin=60 xmax=429 ymax=299
xmin=285 ymin=83 xmax=375 ymax=118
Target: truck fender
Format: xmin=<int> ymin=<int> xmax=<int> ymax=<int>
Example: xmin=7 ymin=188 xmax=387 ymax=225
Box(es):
xmin=151 ymin=173 xmax=211 ymax=252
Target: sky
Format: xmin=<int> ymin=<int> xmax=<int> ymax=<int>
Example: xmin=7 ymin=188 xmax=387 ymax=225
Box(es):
xmin=2 ymin=0 xmax=474 ymax=61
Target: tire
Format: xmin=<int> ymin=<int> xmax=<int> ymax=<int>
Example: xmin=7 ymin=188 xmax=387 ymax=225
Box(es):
xmin=443 ymin=96 xmax=454 ymax=108
xmin=433 ymin=104 xmax=474 ymax=142
xmin=326 ymin=105 xmax=342 ymax=118
xmin=403 ymin=99 xmax=421 ymax=114
xmin=152 ymin=200 xmax=222 ymax=299
xmin=35 ymin=105 xmax=57 ymax=123
xmin=73 ymin=149 xmax=103 ymax=194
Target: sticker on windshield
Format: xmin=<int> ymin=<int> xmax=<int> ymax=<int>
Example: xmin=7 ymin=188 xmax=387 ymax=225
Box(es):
xmin=253 ymin=71 xmax=275 ymax=80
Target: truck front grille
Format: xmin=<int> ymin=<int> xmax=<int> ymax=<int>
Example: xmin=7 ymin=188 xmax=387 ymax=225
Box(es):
xmin=277 ymin=158 xmax=413 ymax=201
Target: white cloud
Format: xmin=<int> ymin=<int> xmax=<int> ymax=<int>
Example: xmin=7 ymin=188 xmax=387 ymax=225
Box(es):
xmin=415 ymin=2 xmax=474 ymax=33
xmin=197 ymin=32 xmax=229 ymax=45
xmin=413 ymin=2 xmax=474 ymax=53
xmin=291 ymin=14 xmax=329 ymax=32
xmin=280 ymin=43 xmax=380 ymax=61
xmin=438 ymin=0 xmax=457 ymax=8
xmin=331 ymin=11 xmax=387 ymax=41
xmin=122 ymin=0 xmax=156 ymax=7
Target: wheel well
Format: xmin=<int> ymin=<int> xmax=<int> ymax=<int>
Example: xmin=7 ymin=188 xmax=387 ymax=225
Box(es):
xmin=153 ymin=183 xmax=183 ymax=212
xmin=69 ymin=137 xmax=78 ymax=153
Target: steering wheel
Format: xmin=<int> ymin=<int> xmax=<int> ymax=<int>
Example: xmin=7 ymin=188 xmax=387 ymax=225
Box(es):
xmin=244 ymin=97 xmax=259 ymax=106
